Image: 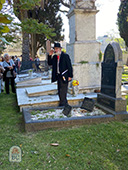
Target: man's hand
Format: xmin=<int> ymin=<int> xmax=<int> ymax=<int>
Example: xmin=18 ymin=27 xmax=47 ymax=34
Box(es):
xmin=8 ymin=66 xmax=13 ymax=70
xmin=68 ymin=77 xmax=72 ymax=82
xmin=49 ymin=49 xmax=54 ymax=56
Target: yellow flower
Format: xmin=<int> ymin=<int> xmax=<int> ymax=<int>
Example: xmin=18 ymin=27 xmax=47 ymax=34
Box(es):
xmin=72 ymin=80 xmax=79 ymax=86
xmin=61 ymin=48 xmax=66 ymax=53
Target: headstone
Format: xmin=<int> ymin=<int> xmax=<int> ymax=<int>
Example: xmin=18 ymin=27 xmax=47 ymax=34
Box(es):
xmin=97 ymin=42 xmax=126 ymax=112
xmin=80 ymin=97 xmax=95 ymax=112
xmin=62 ymin=105 xmax=72 ymax=117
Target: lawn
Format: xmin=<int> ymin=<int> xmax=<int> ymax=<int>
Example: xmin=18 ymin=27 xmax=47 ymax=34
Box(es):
xmin=0 ymin=92 xmax=128 ymax=170
xmin=122 ymin=65 xmax=128 ymax=82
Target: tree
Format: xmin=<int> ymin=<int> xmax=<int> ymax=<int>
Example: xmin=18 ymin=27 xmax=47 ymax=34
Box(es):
xmin=0 ymin=0 xmax=13 ymax=54
xmin=13 ymin=0 xmax=56 ymax=69
xmin=117 ymin=0 xmax=128 ymax=47
xmin=28 ymin=0 xmax=64 ymax=59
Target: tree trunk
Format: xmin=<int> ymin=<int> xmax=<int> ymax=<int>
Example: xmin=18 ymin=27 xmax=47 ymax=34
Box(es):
xmin=20 ymin=10 xmax=32 ymax=70
xmin=31 ymin=33 xmax=37 ymax=59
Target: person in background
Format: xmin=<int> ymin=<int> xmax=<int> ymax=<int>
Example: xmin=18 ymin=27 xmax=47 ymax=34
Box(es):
xmin=0 ymin=56 xmax=5 ymax=92
xmin=48 ymin=42 xmax=73 ymax=107
xmin=11 ymin=56 xmax=16 ymax=72
xmin=3 ymin=53 xmax=16 ymax=94
xmin=15 ymin=55 xmax=21 ymax=74
xmin=35 ymin=56 xmax=41 ymax=72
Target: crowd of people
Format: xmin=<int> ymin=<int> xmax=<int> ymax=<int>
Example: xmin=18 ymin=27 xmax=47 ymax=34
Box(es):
xmin=0 ymin=54 xmax=21 ymax=94
xmin=0 ymin=53 xmax=43 ymax=94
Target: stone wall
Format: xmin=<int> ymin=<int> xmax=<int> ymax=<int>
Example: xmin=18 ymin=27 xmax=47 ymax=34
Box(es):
xmin=72 ymin=62 xmax=101 ymax=88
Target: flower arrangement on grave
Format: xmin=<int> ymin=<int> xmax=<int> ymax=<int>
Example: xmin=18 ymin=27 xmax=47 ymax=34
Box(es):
xmin=72 ymin=80 xmax=79 ymax=96
xmin=72 ymin=80 xmax=79 ymax=86
xmin=28 ymin=69 xmax=33 ymax=77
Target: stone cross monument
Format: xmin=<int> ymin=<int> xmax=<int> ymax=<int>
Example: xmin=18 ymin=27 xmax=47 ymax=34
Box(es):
xmin=67 ymin=0 xmax=101 ymax=90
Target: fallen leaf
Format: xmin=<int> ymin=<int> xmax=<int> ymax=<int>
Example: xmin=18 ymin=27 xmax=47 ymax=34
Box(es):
xmin=66 ymin=154 xmax=70 ymax=157
xmin=50 ymin=143 xmax=59 ymax=146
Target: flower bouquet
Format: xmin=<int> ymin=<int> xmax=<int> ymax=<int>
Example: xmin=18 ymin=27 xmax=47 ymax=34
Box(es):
xmin=28 ymin=69 xmax=33 ymax=77
xmin=72 ymin=80 xmax=79 ymax=96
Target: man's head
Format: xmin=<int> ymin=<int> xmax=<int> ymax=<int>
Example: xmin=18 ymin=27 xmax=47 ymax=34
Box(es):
xmin=4 ymin=53 xmax=10 ymax=61
xmin=54 ymin=43 xmax=62 ymax=55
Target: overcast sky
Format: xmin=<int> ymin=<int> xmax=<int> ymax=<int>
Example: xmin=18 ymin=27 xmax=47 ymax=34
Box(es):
xmin=61 ymin=0 xmax=121 ymax=42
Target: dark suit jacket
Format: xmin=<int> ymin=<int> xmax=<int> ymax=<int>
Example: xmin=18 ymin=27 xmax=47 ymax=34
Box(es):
xmin=48 ymin=52 xmax=73 ymax=82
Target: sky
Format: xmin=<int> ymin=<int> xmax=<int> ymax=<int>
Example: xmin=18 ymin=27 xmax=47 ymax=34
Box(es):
xmin=61 ymin=0 xmax=121 ymax=42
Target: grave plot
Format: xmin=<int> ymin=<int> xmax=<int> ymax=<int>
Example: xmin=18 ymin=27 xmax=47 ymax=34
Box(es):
xmin=22 ymin=103 xmax=114 ymax=132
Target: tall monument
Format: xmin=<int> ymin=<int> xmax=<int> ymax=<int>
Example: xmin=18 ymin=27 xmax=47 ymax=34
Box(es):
xmin=67 ymin=0 xmax=101 ymax=90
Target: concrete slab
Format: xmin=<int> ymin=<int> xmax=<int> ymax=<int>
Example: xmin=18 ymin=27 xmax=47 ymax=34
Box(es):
xmin=16 ymin=86 xmax=97 ymax=112
xmin=121 ymin=85 xmax=128 ymax=93
xmin=16 ymin=79 xmax=55 ymax=88
xmin=26 ymin=84 xmax=57 ymax=97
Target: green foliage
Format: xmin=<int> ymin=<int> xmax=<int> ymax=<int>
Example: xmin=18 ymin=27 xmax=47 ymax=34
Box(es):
xmin=28 ymin=0 xmax=64 ymax=50
xmin=79 ymin=61 xmax=88 ymax=64
xmin=14 ymin=0 xmax=40 ymax=11
xmin=0 ymin=0 xmax=13 ymax=53
xmin=117 ymin=0 xmax=128 ymax=47
xmin=0 ymin=0 xmax=5 ymax=10
xmin=99 ymin=51 xmax=103 ymax=61
xmin=96 ymin=63 xmax=99 ymax=68
xmin=114 ymin=37 xmax=126 ymax=50
xmin=18 ymin=18 xmax=56 ymax=38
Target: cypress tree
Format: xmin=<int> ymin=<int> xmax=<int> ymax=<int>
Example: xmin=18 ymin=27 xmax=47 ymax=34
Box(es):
xmin=117 ymin=0 xmax=128 ymax=47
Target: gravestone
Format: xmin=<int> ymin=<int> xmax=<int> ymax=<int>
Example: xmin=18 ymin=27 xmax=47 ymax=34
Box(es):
xmin=80 ymin=97 xmax=95 ymax=112
xmin=62 ymin=104 xmax=72 ymax=117
xmin=97 ymin=42 xmax=126 ymax=112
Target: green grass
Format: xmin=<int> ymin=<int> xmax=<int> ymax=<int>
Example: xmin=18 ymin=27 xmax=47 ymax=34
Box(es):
xmin=122 ymin=66 xmax=128 ymax=82
xmin=1 ymin=92 xmax=128 ymax=170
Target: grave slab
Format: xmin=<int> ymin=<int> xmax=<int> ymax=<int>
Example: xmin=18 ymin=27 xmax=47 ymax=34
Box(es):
xmin=26 ymin=84 xmax=57 ymax=97
xmin=16 ymin=79 xmax=53 ymax=88
xmin=16 ymin=86 xmax=97 ymax=112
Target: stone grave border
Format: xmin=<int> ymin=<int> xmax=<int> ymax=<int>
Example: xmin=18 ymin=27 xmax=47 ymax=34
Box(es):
xmin=22 ymin=105 xmax=126 ymax=132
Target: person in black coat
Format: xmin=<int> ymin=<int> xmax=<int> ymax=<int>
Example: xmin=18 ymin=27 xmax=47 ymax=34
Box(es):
xmin=48 ymin=43 xmax=73 ymax=106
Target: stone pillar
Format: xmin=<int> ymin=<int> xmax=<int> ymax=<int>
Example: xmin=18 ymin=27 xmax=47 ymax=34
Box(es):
xmin=67 ymin=0 xmax=101 ymax=90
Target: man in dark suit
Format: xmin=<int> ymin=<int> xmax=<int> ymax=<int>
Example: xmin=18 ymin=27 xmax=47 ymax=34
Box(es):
xmin=48 ymin=42 xmax=73 ymax=106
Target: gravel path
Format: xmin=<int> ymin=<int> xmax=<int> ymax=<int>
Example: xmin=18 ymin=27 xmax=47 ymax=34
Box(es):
xmin=31 ymin=107 xmax=106 ymax=120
